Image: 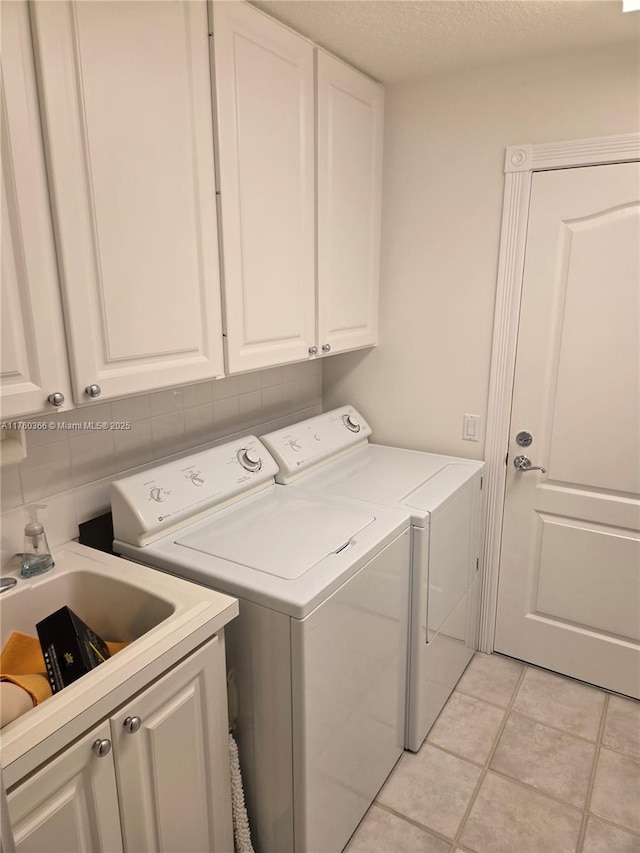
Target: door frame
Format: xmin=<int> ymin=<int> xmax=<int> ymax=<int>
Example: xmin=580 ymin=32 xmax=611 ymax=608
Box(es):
xmin=479 ymin=132 xmax=640 ymax=654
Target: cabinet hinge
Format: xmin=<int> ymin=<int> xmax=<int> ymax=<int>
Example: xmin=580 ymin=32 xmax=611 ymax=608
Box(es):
xmin=480 ymin=475 xmax=484 ymax=491
xmin=476 ymin=558 xmax=479 ymax=572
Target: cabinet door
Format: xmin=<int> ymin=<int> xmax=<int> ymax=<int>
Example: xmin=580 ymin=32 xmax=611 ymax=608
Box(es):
xmin=0 ymin=1 xmax=73 ymax=418
xmin=30 ymin=1 xmax=224 ymax=404
xmin=212 ymin=1 xmax=316 ymax=373
xmin=110 ymin=636 xmax=233 ymax=853
xmin=7 ymin=722 xmax=122 ymax=853
xmin=317 ymin=51 xmax=384 ymax=355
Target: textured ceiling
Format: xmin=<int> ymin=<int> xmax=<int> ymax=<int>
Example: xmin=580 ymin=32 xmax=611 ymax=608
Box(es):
xmin=251 ymin=0 xmax=640 ymax=82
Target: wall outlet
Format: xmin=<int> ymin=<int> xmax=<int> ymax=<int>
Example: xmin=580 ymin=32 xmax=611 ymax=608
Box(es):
xmin=462 ymin=414 xmax=480 ymax=441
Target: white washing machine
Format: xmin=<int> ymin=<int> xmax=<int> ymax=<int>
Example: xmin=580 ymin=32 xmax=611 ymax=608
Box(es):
xmin=111 ymin=435 xmax=410 ymax=853
xmin=261 ymin=406 xmax=485 ymax=752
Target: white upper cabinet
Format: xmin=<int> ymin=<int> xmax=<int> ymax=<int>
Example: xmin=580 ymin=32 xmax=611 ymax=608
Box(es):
xmin=1 ymin=1 xmax=74 ymax=418
xmin=316 ymin=51 xmax=384 ymax=355
xmin=30 ymin=1 xmax=224 ymax=404
xmin=211 ymin=1 xmax=317 ymax=373
xmin=212 ymin=2 xmax=383 ymax=374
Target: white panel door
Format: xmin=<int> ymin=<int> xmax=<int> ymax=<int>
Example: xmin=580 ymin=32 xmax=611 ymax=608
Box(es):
xmin=30 ymin=1 xmax=224 ymax=404
xmin=317 ymin=51 xmax=383 ymax=356
xmin=110 ymin=637 xmax=233 ymax=853
xmin=0 ymin=1 xmax=73 ymax=418
xmin=8 ymin=722 xmax=123 ymax=853
xmin=495 ymin=162 xmax=640 ymax=698
xmin=212 ymin=1 xmax=316 ymax=373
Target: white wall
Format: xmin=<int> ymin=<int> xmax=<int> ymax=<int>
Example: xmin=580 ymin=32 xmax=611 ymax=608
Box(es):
xmin=323 ymin=43 xmax=640 ymax=459
xmin=0 ymin=362 xmax=322 ymax=565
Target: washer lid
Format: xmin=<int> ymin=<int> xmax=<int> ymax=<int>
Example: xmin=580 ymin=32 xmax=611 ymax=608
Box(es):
xmin=175 ymin=491 xmax=375 ymax=579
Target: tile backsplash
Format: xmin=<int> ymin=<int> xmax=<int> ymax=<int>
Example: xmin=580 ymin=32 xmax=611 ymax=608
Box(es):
xmin=0 ymin=361 xmax=322 ymax=565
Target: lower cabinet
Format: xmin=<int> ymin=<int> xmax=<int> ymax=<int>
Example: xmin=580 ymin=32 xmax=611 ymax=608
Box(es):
xmin=7 ymin=721 xmax=122 ymax=853
xmin=7 ymin=637 xmax=233 ymax=853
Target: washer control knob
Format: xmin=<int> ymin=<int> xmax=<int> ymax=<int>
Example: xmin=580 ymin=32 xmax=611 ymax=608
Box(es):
xmin=190 ymin=473 xmax=204 ymax=486
xmin=237 ymin=448 xmax=262 ymax=472
xmin=342 ymin=413 xmax=361 ymax=433
xmin=149 ymin=487 xmax=164 ymax=502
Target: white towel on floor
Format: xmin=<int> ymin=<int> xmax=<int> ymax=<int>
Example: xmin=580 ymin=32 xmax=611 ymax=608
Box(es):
xmin=229 ymin=732 xmax=254 ymax=853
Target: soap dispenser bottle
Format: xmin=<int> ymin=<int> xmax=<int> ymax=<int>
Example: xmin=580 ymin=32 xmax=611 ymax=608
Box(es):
xmin=20 ymin=504 xmax=54 ymax=577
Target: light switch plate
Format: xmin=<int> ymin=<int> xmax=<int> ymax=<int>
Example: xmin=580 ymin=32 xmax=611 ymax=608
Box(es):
xmin=462 ymin=414 xmax=480 ymax=441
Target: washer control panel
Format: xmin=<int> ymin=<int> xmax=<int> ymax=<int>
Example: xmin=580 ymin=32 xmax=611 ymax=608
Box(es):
xmin=111 ymin=436 xmax=277 ymax=546
xmin=261 ymin=406 xmax=372 ymax=483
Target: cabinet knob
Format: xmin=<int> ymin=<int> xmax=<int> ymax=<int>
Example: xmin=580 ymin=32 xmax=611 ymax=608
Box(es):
xmin=321 ymin=343 xmax=331 ymax=353
xmin=84 ymin=384 xmax=102 ymax=398
xmin=123 ymin=715 xmax=142 ymax=734
xmin=47 ymin=392 xmax=65 ymax=407
xmin=92 ymin=738 xmax=112 ymax=757
xmin=308 ymin=346 xmax=318 ymax=356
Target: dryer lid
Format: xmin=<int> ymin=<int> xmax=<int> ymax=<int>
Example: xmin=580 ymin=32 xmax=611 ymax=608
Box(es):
xmin=175 ymin=491 xmax=375 ymax=579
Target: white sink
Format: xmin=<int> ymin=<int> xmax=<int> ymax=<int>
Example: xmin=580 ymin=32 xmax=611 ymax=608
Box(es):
xmin=1 ymin=565 xmax=174 ymax=649
xmin=0 ymin=542 xmax=238 ymax=786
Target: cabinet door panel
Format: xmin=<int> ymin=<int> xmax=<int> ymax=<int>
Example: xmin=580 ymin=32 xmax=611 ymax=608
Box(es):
xmin=213 ymin=2 xmax=315 ymax=373
xmin=30 ymin=1 xmax=224 ymax=402
xmin=7 ymin=722 xmax=122 ymax=853
xmin=110 ymin=636 xmax=233 ymax=853
xmin=317 ymin=51 xmax=383 ymax=354
xmin=0 ymin=1 xmax=73 ymax=418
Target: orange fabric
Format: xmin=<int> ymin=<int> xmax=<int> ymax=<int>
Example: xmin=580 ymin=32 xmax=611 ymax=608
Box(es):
xmin=1 ymin=631 xmax=130 ymax=706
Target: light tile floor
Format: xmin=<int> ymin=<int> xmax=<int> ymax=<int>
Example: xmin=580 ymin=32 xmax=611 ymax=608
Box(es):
xmin=345 ymin=653 xmax=640 ymax=853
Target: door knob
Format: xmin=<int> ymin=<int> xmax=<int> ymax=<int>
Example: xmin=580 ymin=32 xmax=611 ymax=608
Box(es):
xmin=47 ymin=392 xmax=65 ymax=407
xmin=513 ymin=455 xmax=547 ymax=474
xmin=92 ymin=738 xmax=112 ymax=757
xmin=123 ymin=715 xmax=141 ymax=734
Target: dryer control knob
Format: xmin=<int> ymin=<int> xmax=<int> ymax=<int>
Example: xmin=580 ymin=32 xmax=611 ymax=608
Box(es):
xmin=237 ymin=448 xmax=262 ymax=472
xmin=342 ymin=413 xmax=361 ymax=433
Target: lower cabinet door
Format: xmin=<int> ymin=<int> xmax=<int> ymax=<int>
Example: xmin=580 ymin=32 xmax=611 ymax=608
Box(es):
xmin=109 ymin=636 xmax=233 ymax=853
xmin=7 ymin=722 xmax=123 ymax=853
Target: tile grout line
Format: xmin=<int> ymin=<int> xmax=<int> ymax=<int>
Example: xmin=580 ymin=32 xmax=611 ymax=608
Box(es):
xmin=374 ymin=801 xmax=455 ymax=847
xmin=450 ymin=661 xmax=529 ymax=850
xmin=576 ymin=691 xmax=610 ymax=852
xmin=427 ymin=739 xmax=588 ymax=816
xmin=453 ymin=687 xmax=613 ymax=750
xmin=505 ymin=705 xmax=611 ymax=748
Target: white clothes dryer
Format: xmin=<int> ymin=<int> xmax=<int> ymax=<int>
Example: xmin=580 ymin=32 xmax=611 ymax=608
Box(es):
xmin=111 ymin=435 xmax=410 ymax=853
xmin=261 ymin=407 xmax=485 ymax=752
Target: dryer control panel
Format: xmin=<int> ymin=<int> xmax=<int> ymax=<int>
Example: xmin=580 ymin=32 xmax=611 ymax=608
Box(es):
xmin=112 ymin=437 xmax=278 ymax=546
xmin=261 ymin=407 xmax=372 ymax=484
